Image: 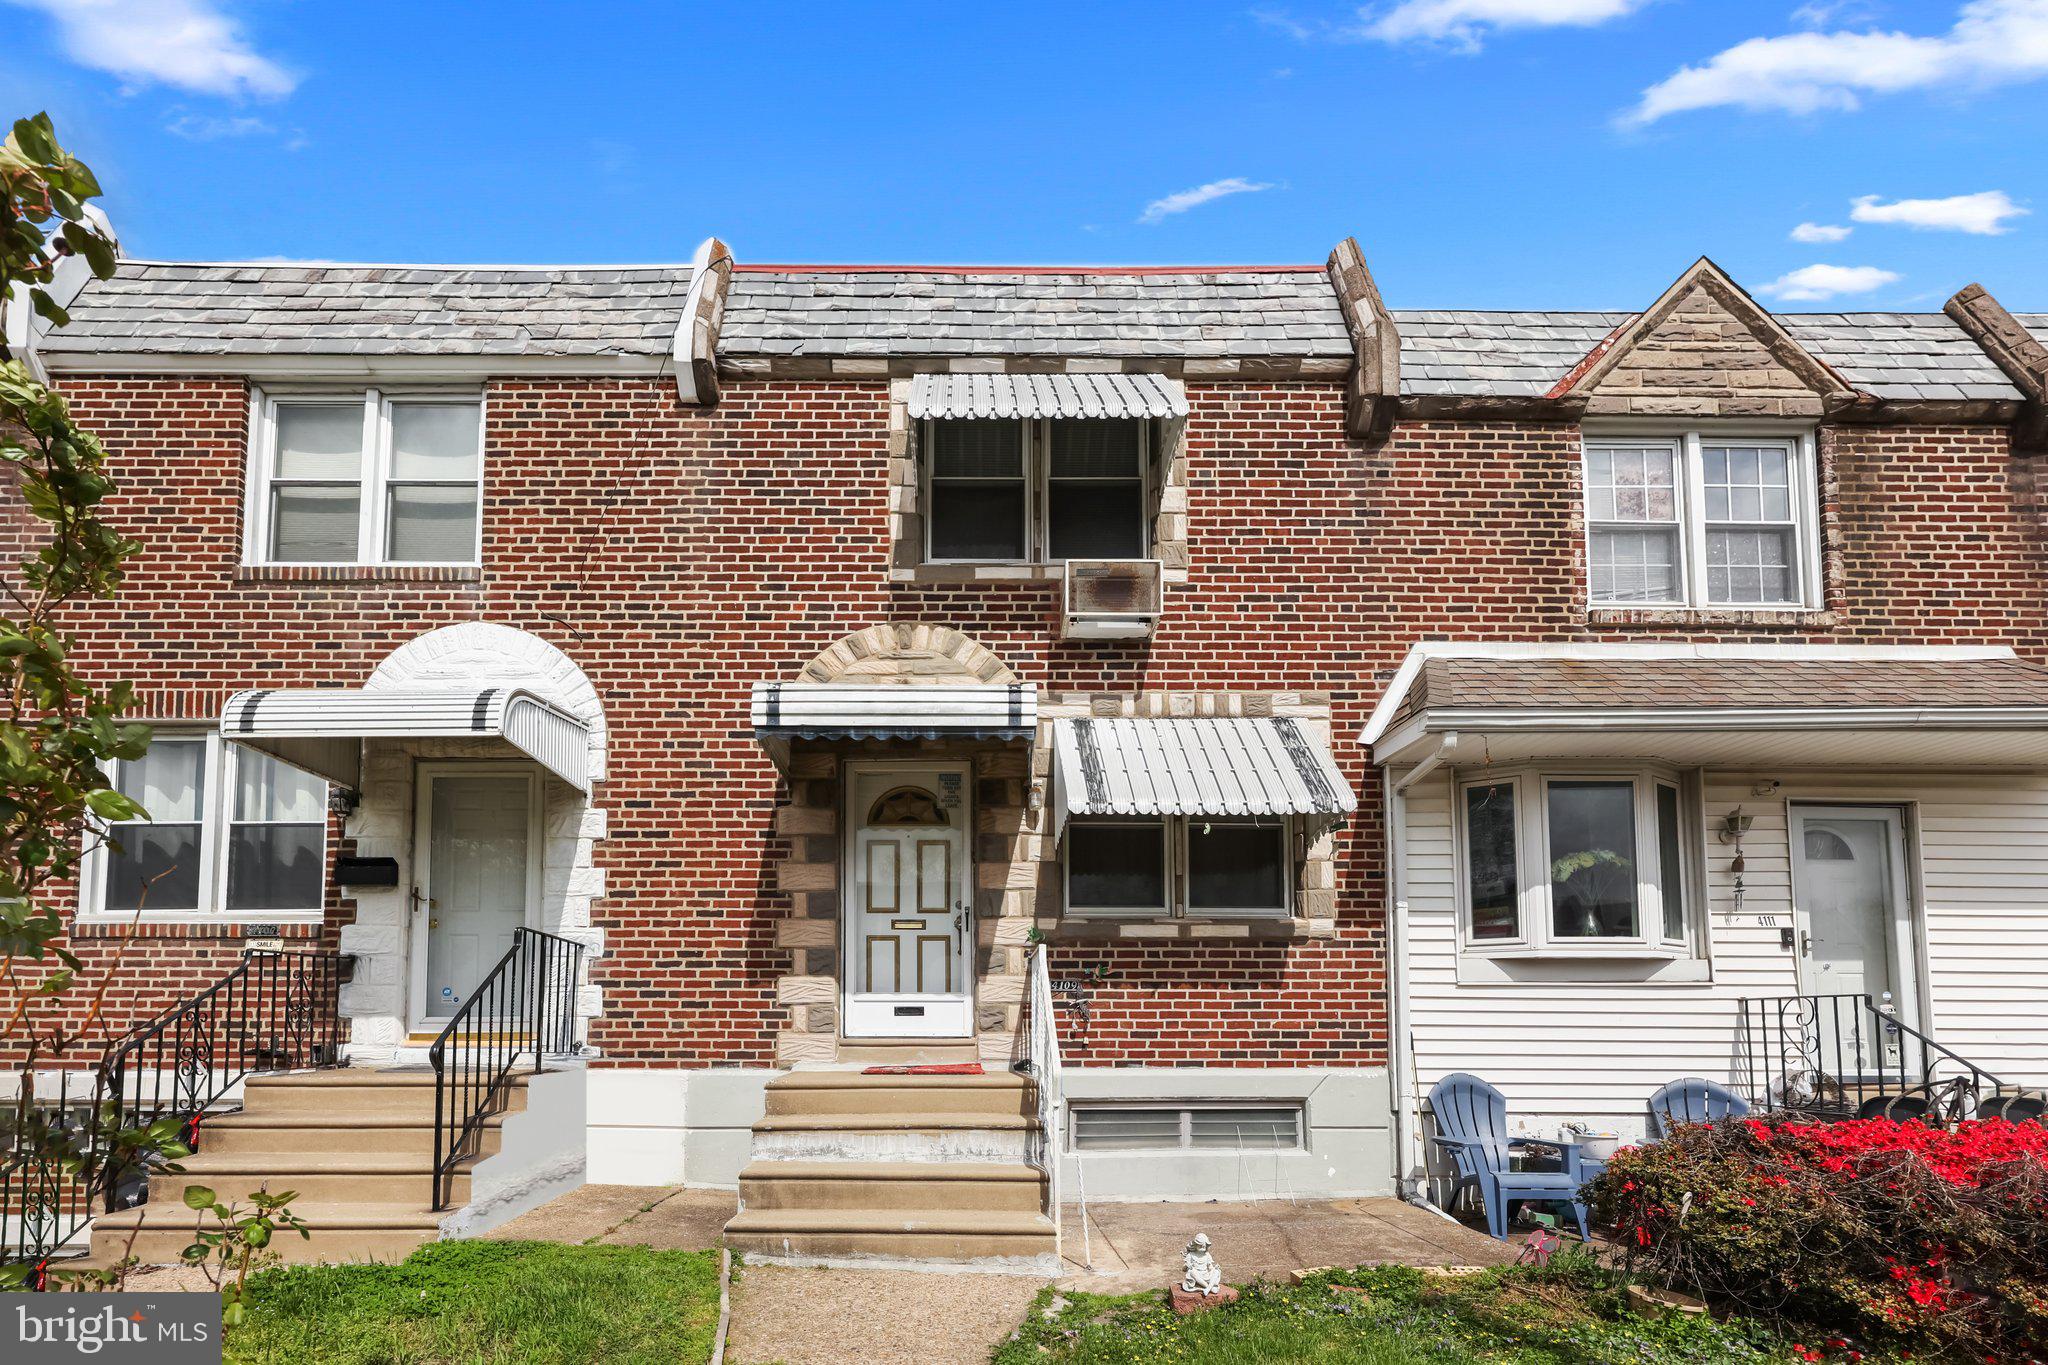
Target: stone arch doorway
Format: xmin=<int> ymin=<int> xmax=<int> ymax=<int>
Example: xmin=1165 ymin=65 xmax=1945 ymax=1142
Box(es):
xmin=796 ymin=623 xmax=1021 ymax=688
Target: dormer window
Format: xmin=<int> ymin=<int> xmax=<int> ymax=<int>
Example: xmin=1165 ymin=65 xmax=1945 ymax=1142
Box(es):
xmin=1583 ymin=430 xmax=1821 ymax=610
xmin=924 ymin=417 xmax=1150 ymax=565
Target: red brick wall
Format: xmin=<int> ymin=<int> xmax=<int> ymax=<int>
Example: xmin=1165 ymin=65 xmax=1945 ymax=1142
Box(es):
xmin=27 ymin=377 xmax=2048 ymax=1072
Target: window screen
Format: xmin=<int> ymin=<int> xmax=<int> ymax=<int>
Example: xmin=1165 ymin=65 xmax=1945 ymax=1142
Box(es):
xmin=1066 ymin=821 xmax=1167 ymax=912
xmin=1187 ymin=820 xmax=1287 ymax=912
xmin=928 ymin=420 xmax=1027 ymax=560
xmin=1047 ymin=419 xmax=1145 ymax=560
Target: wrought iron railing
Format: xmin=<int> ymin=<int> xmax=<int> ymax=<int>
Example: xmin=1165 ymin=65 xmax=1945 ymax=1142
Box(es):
xmin=429 ymin=927 xmax=584 ymax=1211
xmin=3 ymin=948 xmax=344 ymax=1269
xmin=1738 ymin=992 xmax=2004 ymax=1122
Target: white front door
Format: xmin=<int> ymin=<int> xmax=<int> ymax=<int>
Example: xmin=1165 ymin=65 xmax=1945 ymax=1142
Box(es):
xmin=411 ymin=766 xmax=541 ymax=1028
xmin=842 ymin=764 xmax=973 ymax=1038
xmin=1790 ymin=805 xmax=1918 ymax=1075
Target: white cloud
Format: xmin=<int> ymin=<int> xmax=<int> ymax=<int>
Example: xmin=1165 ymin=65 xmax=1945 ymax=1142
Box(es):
xmin=164 ymin=110 xmax=271 ymax=139
xmin=1790 ymin=221 xmax=1853 ymax=243
xmin=1624 ymin=0 xmax=2048 ymax=125
xmin=6 ymin=0 xmax=296 ymax=98
xmin=1756 ymin=263 xmax=1903 ymax=301
xmin=1138 ymin=177 xmax=1276 ymax=225
xmin=1850 ymin=190 xmax=2028 ymax=234
xmin=1360 ymin=0 xmax=1651 ymax=48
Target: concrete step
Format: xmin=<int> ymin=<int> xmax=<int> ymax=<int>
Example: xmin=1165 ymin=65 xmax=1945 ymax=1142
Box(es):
xmin=90 ymin=1201 xmax=441 ymax=1267
xmin=195 ymin=1112 xmax=504 ymax=1161
xmin=146 ymin=1152 xmax=468 ymax=1208
xmin=835 ymin=1039 xmax=982 ymax=1066
xmin=739 ymin=1161 xmax=1045 ymax=1214
xmin=750 ymin=1112 xmax=1034 ymax=1164
xmin=240 ymin=1069 xmax=529 ymax=1121
xmin=764 ymin=1072 xmax=1032 ymax=1119
xmin=724 ymin=1206 xmax=1057 ymax=1265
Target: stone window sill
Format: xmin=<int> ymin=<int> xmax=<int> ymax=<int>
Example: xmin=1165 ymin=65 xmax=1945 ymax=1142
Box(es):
xmin=1583 ymin=605 xmax=1838 ymax=630
xmin=886 ymin=564 xmax=1066 ymax=586
xmin=235 ymin=564 xmax=483 ymax=585
xmin=1046 ymin=915 xmax=1333 ymax=943
xmin=69 ymin=916 xmax=327 ymax=941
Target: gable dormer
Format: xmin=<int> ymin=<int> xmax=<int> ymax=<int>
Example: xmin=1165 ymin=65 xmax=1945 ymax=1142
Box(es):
xmin=1556 ymin=257 xmax=1852 ymax=419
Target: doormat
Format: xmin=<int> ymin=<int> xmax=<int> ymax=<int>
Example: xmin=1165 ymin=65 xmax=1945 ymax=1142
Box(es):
xmin=861 ymin=1062 xmax=985 ymax=1075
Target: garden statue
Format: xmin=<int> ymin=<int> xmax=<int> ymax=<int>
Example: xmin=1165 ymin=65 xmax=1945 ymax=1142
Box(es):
xmin=1180 ymin=1233 xmax=1223 ymax=1297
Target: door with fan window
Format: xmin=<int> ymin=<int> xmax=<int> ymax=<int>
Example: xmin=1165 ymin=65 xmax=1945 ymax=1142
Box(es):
xmin=842 ymin=764 xmax=972 ymax=1038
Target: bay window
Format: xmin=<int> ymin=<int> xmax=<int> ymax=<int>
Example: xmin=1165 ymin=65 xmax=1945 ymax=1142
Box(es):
xmin=1583 ymin=430 xmax=1819 ymax=610
xmin=1065 ymin=816 xmax=1291 ymax=919
xmin=249 ymin=389 xmax=483 ymax=566
xmin=92 ymin=734 xmax=327 ymax=919
xmin=1453 ymin=766 xmax=1696 ymax=955
xmin=925 ymin=417 xmax=1150 ymax=565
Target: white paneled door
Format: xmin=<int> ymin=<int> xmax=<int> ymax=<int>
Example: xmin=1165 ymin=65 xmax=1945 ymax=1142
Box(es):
xmin=843 ymin=764 xmax=973 ymax=1038
xmin=1790 ymin=805 xmax=1918 ymax=1076
xmin=412 ymin=767 xmax=540 ymax=1029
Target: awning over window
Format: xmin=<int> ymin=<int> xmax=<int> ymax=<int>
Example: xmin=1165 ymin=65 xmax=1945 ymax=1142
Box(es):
xmin=750 ymin=683 xmax=1038 ymax=741
xmin=1051 ymin=717 xmax=1356 ymax=837
xmin=221 ymin=687 xmax=592 ymax=791
xmin=907 ymin=372 xmax=1188 ymax=421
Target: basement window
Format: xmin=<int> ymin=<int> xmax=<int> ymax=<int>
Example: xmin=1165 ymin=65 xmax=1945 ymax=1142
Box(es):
xmin=1070 ymin=1103 xmax=1303 ymax=1152
xmin=924 ymin=418 xmax=1150 ymax=565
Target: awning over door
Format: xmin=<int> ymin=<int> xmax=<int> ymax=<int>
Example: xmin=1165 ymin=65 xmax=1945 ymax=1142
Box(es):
xmin=750 ymin=683 xmax=1038 ymax=741
xmin=907 ymin=372 xmax=1188 ymax=421
xmin=221 ymin=687 xmax=592 ymax=791
xmin=1051 ymin=717 xmax=1356 ymax=837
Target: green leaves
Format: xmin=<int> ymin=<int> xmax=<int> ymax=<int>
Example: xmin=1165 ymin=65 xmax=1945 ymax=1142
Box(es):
xmin=2 ymin=114 xmax=115 ymax=364
xmin=183 ymin=1184 xmax=218 ymax=1210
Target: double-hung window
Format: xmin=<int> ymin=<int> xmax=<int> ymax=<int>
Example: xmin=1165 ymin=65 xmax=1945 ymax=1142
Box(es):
xmin=1454 ymin=766 xmax=1695 ymax=956
xmin=1583 ymin=431 xmax=1819 ymax=609
xmin=92 ymin=735 xmax=327 ymax=919
xmin=925 ymin=418 xmax=1150 ymax=565
xmin=250 ymin=390 xmax=483 ymax=566
xmin=1065 ymin=816 xmax=1291 ymax=919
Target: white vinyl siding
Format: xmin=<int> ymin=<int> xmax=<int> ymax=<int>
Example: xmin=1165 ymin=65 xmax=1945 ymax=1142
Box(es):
xmin=1402 ymin=768 xmax=2048 ymax=1150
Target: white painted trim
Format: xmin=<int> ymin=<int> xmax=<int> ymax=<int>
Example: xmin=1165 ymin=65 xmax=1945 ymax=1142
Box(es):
xmin=409 ymin=763 xmax=544 ymax=1032
xmin=672 ymin=236 xmax=724 ymax=405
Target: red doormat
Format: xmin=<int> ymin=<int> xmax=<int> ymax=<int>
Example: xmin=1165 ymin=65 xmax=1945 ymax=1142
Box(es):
xmin=861 ymin=1062 xmax=985 ymax=1075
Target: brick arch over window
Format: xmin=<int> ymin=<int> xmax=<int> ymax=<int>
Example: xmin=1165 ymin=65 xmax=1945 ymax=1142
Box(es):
xmin=368 ymin=622 xmax=607 ymax=781
xmin=796 ymin=623 xmax=1021 ymax=687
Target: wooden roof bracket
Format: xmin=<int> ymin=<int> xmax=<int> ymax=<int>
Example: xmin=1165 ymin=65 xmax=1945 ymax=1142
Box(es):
xmin=672 ymin=236 xmax=734 ymax=407
xmin=1947 ymin=283 xmax=2048 ymax=451
xmin=1326 ymin=237 xmax=1401 ymax=442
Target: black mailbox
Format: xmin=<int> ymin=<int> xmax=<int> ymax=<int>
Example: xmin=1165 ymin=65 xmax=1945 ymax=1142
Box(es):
xmin=334 ymin=856 xmax=400 ymax=888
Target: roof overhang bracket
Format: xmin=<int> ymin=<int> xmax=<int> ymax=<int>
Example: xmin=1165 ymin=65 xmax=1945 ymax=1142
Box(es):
xmin=1946 ymin=283 xmax=2048 ymax=452
xmin=1326 ymin=237 xmax=1401 ymax=442
xmin=672 ymin=236 xmax=733 ymax=407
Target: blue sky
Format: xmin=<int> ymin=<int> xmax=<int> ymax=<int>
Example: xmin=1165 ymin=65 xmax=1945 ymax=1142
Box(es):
xmin=5 ymin=0 xmax=2046 ymax=310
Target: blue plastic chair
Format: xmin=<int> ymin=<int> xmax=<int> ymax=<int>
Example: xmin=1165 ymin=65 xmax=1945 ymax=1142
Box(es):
xmin=1645 ymin=1077 xmax=1750 ymax=1141
xmin=1427 ymin=1073 xmax=1590 ymax=1241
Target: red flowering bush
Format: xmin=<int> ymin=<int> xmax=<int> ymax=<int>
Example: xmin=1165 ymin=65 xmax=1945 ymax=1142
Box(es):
xmin=1591 ymin=1117 xmax=2048 ymax=1361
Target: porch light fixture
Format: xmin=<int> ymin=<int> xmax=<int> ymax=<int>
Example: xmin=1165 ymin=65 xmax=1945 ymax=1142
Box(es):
xmin=1718 ymin=808 xmax=1753 ymax=844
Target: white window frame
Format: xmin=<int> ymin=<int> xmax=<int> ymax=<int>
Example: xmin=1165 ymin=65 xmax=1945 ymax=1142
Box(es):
xmin=1067 ymin=1101 xmax=1305 ymax=1153
xmin=1063 ymin=814 xmax=1293 ymax=921
xmin=81 ymin=732 xmax=329 ymax=923
xmin=1451 ymin=763 xmax=1700 ymax=959
xmin=1582 ymin=426 xmax=1822 ymax=611
xmin=921 ymin=417 xmax=1153 ymax=566
xmin=245 ymin=386 xmax=485 ymax=567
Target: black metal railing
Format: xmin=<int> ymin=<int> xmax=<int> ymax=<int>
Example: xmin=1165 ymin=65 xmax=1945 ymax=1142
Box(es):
xmin=1738 ymin=992 xmax=2003 ymax=1122
xmin=3 ymin=949 xmax=344 ymax=1269
xmin=430 ymin=927 xmax=584 ymax=1211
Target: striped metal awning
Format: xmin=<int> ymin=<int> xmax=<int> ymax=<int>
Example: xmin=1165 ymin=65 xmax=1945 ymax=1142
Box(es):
xmin=907 ymin=372 xmax=1188 ymax=421
xmin=1051 ymin=717 xmax=1355 ymax=836
xmin=221 ymin=687 xmax=592 ymax=791
xmin=751 ymin=683 xmax=1037 ymax=741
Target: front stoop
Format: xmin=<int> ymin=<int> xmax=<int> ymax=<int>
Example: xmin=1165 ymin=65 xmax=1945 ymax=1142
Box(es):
xmin=724 ymin=1069 xmax=1058 ymax=1272
xmin=88 ymin=1069 xmax=523 ymax=1267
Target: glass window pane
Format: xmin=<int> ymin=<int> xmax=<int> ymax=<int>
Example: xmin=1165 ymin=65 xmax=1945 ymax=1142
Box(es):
xmin=1703 ymin=444 xmax=1795 ymax=526
xmin=1188 ymin=1109 xmax=1299 ymax=1149
xmin=1705 ymin=528 xmax=1796 ymax=604
xmin=929 ymin=483 xmax=1026 ymax=560
xmin=1548 ymin=781 xmax=1638 ymax=938
xmin=1048 ymin=420 xmax=1142 ymax=478
xmin=1067 ymin=823 xmax=1166 ymax=911
xmin=929 ymin=421 xmax=1022 ymax=479
xmin=104 ymin=824 xmax=202 ymax=911
xmin=1072 ymin=1109 xmax=1183 ymax=1151
xmin=387 ymin=485 xmax=480 ymax=562
xmin=1589 ymin=528 xmax=1680 ymax=603
xmin=226 ymin=824 xmax=324 ymax=910
xmin=234 ymin=748 xmax=326 ymax=823
xmin=1188 ymin=822 xmax=1287 ymax=911
xmin=1048 ymin=482 xmax=1145 ymax=560
xmin=271 ymin=486 xmax=361 ymax=562
xmin=1464 ymin=783 xmax=1519 ymax=940
xmin=1657 ymin=784 xmax=1686 ymax=941
xmin=390 ymin=403 xmax=481 ymax=480
xmin=116 ymin=740 xmax=204 ymax=823
xmin=273 ymin=404 xmax=363 ymax=480
xmin=1585 ymin=445 xmax=1676 ymax=524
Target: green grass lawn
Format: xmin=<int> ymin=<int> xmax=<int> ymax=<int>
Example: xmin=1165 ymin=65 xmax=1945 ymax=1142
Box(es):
xmin=224 ymin=1240 xmax=722 ymax=1365
xmin=995 ymin=1257 xmax=1810 ymax=1364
